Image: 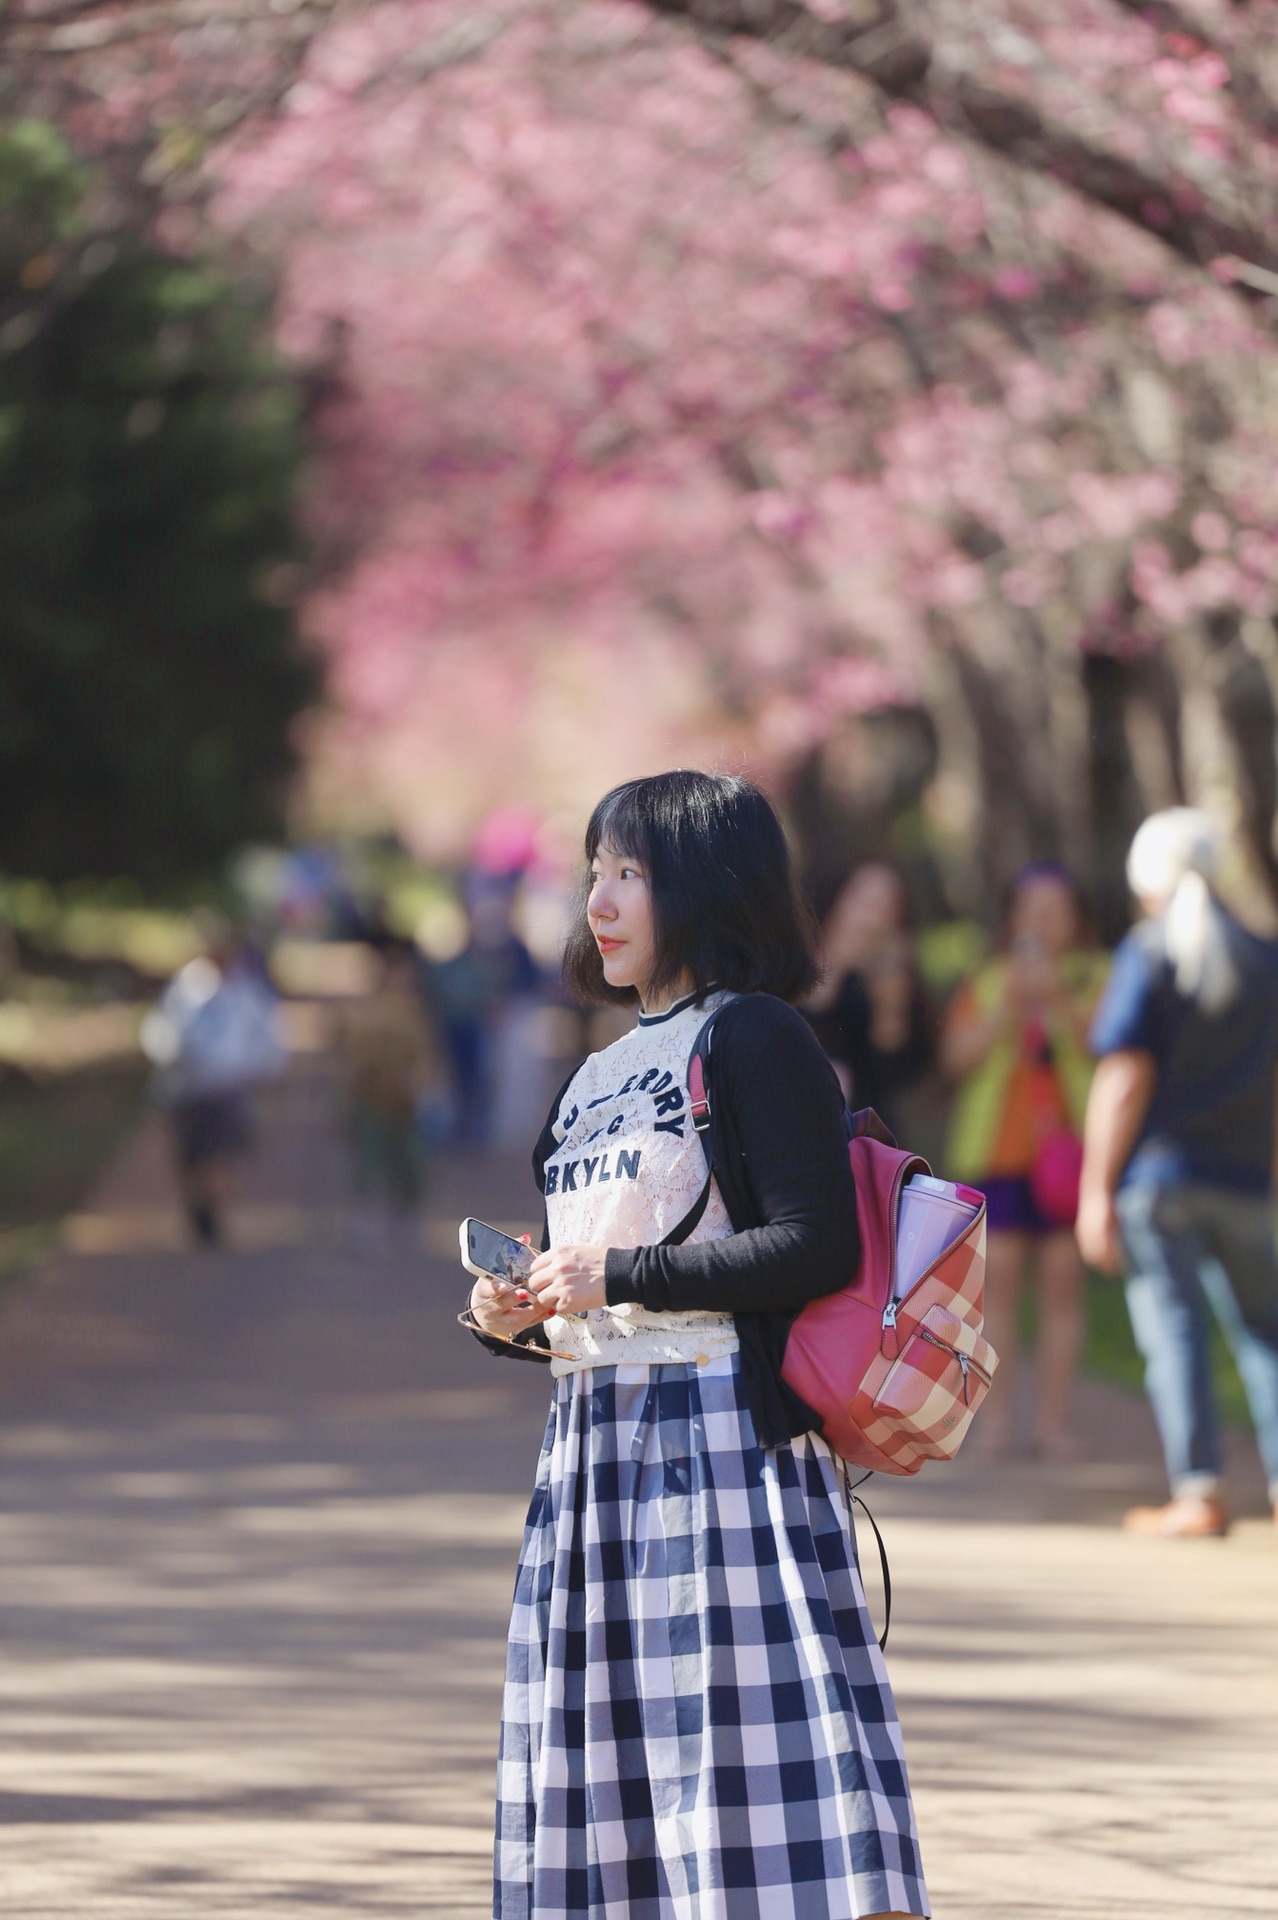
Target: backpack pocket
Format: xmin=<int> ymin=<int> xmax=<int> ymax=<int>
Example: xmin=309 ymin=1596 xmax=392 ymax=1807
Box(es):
xmin=870 ymin=1303 xmax=996 ymax=1461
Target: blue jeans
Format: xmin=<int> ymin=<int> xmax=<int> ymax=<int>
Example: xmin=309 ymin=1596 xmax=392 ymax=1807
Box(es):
xmin=1117 ymin=1182 xmax=1278 ymax=1502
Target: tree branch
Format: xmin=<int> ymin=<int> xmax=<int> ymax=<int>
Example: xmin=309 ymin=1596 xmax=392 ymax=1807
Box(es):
xmin=942 ymin=72 xmax=1278 ymax=275
xmin=647 ymin=0 xmax=1278 ymax=279
xmin=643 ymin=0 xmax=931 ymax=90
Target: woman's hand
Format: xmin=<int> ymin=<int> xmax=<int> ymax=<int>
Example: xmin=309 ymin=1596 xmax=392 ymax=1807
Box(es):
xmin=1008 ymin=944 xmax=1060 ymax=1013
xmin=528 ymin=1245 xmax=609 ymax=1317
xmin=467 ymin=1273 xmax=553 ymax=1339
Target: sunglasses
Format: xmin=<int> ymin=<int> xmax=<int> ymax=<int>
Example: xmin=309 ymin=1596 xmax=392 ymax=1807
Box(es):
xmin=455 ymin=1304 xmax=577 ymax=1364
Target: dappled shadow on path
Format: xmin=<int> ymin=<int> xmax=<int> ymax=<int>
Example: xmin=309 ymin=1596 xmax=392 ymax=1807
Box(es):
xmin=0 ymin=1057 xmax=1275 ymax=1917
xmin=0 ymin=1059 xmax=551 ymax=1914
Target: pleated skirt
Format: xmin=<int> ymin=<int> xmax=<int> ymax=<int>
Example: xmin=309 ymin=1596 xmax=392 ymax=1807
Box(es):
xmin=494 ymin=1355 xmax=929 ymax=1920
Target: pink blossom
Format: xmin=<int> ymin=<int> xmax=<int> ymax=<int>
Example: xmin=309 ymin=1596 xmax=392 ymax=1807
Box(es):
xmin=1191 ymin=510 xmax=1231 ymax=553
xmin=992 ymin=266 xmax=1040 ymax=301
xmin=109 ymin=0 xmax=1272 ymax=840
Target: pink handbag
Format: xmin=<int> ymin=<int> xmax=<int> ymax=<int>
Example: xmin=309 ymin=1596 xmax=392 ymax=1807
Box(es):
xmin=1030 ymin=1130 xmax=1084 ymax=1227
xmin=1024 ymin=1019 xmax=1084 ymax=1227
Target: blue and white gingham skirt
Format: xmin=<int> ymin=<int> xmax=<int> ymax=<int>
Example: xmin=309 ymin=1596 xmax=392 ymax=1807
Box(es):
xmin=494 ymin=1354 xmax=929 ymax=1920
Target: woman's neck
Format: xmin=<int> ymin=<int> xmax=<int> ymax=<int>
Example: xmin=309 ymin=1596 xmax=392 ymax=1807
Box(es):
xmin=638 ymin=972 xmax=697 ymax=1017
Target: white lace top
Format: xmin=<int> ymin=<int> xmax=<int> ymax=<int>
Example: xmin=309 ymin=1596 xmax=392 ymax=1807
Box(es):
xmin=543 ymin=991 xmax=740 ymax=1374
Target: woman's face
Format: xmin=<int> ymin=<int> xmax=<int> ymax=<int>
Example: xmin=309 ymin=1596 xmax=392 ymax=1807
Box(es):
xmin=825 ymin=864 xmax=906 ymax=961
xmin=1009 ymin=875 xmax=1078 ymax=958
xmin=587 ymin=843 xmax=658 ymax=1001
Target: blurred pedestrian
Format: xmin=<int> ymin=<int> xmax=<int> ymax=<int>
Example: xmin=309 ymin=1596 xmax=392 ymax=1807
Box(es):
xmin=940 ymin=864 xmax=1106 ymax=1457
xmin=427 ymin=880 xmax=539 ymax=1145
xmin=805 ymin=862 xmax=933 ymax=1138
xmin=141 ymin=912 xmax=285 ymax=1247
xmin=464 ymin=770 xmax=928 ymax=1920
xmin=335 ymin=942 xmax=443 ymax=1249
xmin=1078 ymin=809 xmax=1278 ymax=1536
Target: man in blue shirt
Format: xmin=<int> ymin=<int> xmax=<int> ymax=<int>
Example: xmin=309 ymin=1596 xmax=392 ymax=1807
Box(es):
xmin=1078 ymin=809 xmax=1278 ymax=1537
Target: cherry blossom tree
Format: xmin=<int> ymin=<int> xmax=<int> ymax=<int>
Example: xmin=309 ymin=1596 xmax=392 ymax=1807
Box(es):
xmin=6 ymin=0 xmax=1278 ymax=921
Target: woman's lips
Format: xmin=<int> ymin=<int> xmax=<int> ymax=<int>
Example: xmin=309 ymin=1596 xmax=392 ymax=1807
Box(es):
xmin=595 ymin=936 xmax=624 ymax=954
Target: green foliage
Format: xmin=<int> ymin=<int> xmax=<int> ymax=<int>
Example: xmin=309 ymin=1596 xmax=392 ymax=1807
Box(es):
xmin=0 ymin=120 xmax=316 ymax=887
xmin=915 ymin=919 xmax=988 ymax=1002
xmin=0 ymin=1062 xmax=147 ymax=1283
xmin=0 ymin=873 xmax=198 ymax=975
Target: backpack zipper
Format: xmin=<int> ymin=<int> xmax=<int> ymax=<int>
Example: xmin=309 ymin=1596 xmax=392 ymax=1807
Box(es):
xmin=917 ymin=1325 xmax=993 ymax=1403
xmin=879 ymin=1157 xmax=916 ymax=1358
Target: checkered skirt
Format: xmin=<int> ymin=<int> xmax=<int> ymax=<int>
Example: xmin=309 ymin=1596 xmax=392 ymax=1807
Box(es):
xmin=494 ymin=1355 xmax=929 ymax=1919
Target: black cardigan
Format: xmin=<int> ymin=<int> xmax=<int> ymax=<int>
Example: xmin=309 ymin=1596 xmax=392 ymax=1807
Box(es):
xmin=469 ymin=993 xmax=862 ymax=1447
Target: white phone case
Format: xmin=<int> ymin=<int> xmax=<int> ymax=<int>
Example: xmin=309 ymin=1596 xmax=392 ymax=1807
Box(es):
xmin=458 ymin=1218 xmax=534 ymax=1285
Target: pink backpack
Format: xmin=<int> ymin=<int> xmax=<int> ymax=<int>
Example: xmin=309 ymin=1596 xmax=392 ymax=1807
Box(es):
xmin=688 ymin=1019 xmax=996 ymax=1477
xmin=780 ymin=1128 xmax=995 ymax=1475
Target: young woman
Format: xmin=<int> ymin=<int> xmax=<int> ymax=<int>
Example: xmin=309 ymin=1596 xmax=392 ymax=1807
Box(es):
xmin=465 ymin=771 xmax=928 ymax=1920
xmin=940 ymin=863 xmax=1106 ymax=1458
xmin=804 ymin=863 xmax=934 ymax=1138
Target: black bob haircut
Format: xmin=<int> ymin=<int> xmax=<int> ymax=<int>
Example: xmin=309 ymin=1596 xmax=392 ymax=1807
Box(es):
xmin=562 ymin=770 xmax=818 ymax=1008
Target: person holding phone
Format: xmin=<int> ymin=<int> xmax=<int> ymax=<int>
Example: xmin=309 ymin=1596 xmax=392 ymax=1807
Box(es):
xmin=804 ymin=862 xmax=934 ymax=1138
xmin=939 ymin=864 xmax=1106 ymax=1459
xmin=464 ymin=771 xmax=928 ymax=1920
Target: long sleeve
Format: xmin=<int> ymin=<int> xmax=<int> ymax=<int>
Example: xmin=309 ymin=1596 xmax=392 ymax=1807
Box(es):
xmin=603 ymin=1001 xmax=860 ymax=1316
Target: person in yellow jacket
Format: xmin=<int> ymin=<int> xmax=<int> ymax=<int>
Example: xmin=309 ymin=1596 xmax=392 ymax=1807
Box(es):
xmin=940 ymin=865 xmax=1108 ymax=1458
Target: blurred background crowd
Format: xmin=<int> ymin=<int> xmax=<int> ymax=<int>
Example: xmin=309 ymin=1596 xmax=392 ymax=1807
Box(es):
xmin=6 ymin=802 xmax=1276 ymax=1512
xmin=3 ymin=0 xmax=1278 ymax=1511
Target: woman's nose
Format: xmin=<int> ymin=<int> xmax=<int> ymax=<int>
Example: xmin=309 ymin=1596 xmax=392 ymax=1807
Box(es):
xmin=589 ymin=883 xmax=616 ymax=922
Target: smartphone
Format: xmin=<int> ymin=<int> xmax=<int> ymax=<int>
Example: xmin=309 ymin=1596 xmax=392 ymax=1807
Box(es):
xmin=459 ymin=1217 xmax=536 ymax=1290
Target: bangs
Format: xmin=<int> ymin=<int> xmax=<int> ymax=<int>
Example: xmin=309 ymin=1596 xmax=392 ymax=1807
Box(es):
xmin=585 ymin=786 xmax=652 ymax=868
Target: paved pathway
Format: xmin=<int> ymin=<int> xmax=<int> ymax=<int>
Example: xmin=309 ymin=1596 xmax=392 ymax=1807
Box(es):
xmin=1 ymin=1057 xmax=1276 ymax=1918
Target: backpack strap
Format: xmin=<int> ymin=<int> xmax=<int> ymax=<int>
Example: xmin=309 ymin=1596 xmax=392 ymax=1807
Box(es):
xmin=689 ymin=1049 xmax=711 ymax=1135
xmin=658 ymin=1176 xmax=714 ymax=1247
xmin=659 ymin=997 xmax=738 ymax=1246
xmin=842 ymin=1462 xmax=893 ymax=1651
